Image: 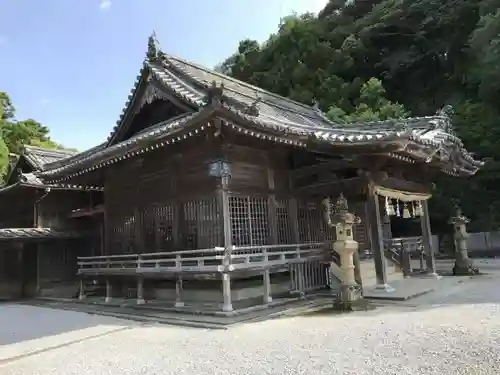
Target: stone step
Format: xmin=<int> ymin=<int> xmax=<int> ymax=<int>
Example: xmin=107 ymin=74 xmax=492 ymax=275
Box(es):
xmin=23 ymin=296 xmax=339 ymax=329
xmin=22 ymin=300 xmax=229 ymax=329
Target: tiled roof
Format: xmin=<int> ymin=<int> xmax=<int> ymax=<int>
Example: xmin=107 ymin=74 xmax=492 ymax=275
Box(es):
xmin=36 ymin=37 xmax=484 ymax=179
xmin=23 ymin=146 xmax=77 ymax=171
xmin=38 ymin=111 xmax=207 ymax=179
xmin=19 ymin=173 xmax=103 ymax=191
xmin=39 ymin=143 xmax=106 ymax=171
xmin=106 ymin=52 xmax=337 ymax=144
xmin=0 ymin=228 xmax=87 ymax=240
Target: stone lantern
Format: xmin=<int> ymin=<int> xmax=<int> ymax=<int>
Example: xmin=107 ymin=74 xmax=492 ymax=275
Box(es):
xmin=449 ymin=204 xmax=478 ymax=275
xmin=323 ymin=193 xmax=364 ymax=310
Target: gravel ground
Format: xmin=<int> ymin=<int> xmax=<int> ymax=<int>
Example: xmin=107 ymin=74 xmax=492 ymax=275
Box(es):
xmin=2 ymin=275 xmax=500 ymax=375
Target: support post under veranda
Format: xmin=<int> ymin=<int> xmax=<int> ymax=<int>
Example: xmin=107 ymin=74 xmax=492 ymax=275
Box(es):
xmin=78 ymin=278 xmax=86 ymax=300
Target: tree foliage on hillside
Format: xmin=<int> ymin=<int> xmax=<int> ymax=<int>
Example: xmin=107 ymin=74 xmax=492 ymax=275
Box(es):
xmin=219 ymin=0 xmax=500 ymax=232
xmin=0 ymin=91 xmax=69 ymax=181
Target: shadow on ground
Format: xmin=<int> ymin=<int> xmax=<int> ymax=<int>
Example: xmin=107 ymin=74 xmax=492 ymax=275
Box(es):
xmin=0 ymin=303 xmax=128 ymax=346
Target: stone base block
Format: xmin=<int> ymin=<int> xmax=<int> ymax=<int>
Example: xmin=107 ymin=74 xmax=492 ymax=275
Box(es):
xmin=453 ymin=261 xmax=479 ymax=276
xmin=333 ymin=284 xmax=367 ymax=311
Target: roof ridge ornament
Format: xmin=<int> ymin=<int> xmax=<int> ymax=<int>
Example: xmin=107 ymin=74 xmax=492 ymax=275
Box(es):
xmin=146 ymin=31 xmax=164 ymax=61
xmin=435 ymin=105 xmax=455 ymax=134
xmin=244 ymin=96 xmax=261 ymax=116
xmin=206 ymin=81 xmax=225 ymax=107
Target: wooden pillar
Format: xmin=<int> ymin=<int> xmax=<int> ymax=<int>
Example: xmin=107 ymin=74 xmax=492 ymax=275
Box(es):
xmin=420 ymin=200 xmax=440 ymax=277
xmin=266 ymin=157 xmax=278 ymax=244
xmin=263 ymin=268 xmax=272 ymax=304
xmin=220 ymin=171 xmax=233 ymax=312
xmin=366 ymin=186 xmax=394 ymax=291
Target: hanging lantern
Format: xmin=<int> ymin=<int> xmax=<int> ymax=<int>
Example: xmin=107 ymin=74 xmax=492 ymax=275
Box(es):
xmin=385 ymin=197 xmax=396 ymax=216
xmin=414 ymin=201 xmax=422 ymax=217
xmin=402 ymin=203 xmax=411 ymax=219
xmin=395 ymin=200 xmax=401 ymax=217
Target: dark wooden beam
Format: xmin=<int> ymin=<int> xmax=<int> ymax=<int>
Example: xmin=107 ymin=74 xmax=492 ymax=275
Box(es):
xmin=294 ymin=176 xmax=366 ymax=197
xmin=290 ymin=159 xmax=354 ymax=179
xmin=69 ymin=205 xmax=104 ymax=218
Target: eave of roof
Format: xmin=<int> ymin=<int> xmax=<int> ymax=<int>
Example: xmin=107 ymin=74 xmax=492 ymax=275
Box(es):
xmin=34 ymin=101 xmax=479 ymax=183
xmin=0 ymin=228 xmax=89 ymax=241
xmin=19 ymin=173 xmax=103 ymax=191
xmin=41 ymin=142 xmax=107 ymax=171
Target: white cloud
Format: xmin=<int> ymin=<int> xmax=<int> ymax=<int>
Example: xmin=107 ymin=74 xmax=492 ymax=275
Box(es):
xmin=39 ymin=99 xmax=50 ymax=105
xmin=100 ymin=0 xmax=111 ymax=10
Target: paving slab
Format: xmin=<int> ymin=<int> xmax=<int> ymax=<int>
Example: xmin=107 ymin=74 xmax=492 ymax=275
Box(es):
xmin=363 ymin=275 xmax=457 ymax=301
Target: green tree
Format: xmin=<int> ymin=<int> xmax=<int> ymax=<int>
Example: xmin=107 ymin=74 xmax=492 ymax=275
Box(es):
xmin=0 ymin=118 xmax=65 ymax=155
xmin=326 ymin=78 xmax=409 ymax=123
xmin=218 ymin=0 xmax=500 ymax=231
xmin=0 ymin=91 xmax=71 ymax=181
xmin=0 ymin=103 xmax=9 ymax=178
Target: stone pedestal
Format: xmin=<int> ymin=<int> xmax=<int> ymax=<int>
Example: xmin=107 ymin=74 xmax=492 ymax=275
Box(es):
xmin=324 ymin=194 xmax=364 ymax=311
xmin=449 ymin=205 xmax=479 ymax=275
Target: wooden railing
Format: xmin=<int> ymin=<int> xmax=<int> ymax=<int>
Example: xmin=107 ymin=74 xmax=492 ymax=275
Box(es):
xmin=77 ymin=242 xmax=328 ymax=275
xmin=384 ymin=236 xmax=423 ymax=276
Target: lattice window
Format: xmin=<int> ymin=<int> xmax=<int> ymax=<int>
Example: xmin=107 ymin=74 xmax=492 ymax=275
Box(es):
xmin=140 ymin=206 xmax=158 ymax=253
xmin=180 ymin=196 xmax=221 ymax=250
xmin=229 ymin=195 xmax=270 ymax=246
xmin=276 ymin=197 xmax=294 ymax=244
xmin=156 ymin=204 xmax=174 ymax=251
xmin=297 ymin=200 xmax=332 ymax=243
xmin=182 ymin=200 xmax=198 ymax=250
xmin=121 ymin=215 xmax=136 ymax=254
xmin=108 ymin=209 xmax=137 ymax=255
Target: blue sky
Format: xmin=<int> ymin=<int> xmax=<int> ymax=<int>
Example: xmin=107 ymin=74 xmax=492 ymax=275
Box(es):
xmin=0 ymin=0 xmax=328 ymax=150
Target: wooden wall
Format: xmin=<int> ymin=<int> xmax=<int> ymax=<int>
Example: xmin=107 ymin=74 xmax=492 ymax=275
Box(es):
xmin=104 ymin=134 xmax=223 ymax=254
xmin=37 ymin=191 xmax=90 ymax=229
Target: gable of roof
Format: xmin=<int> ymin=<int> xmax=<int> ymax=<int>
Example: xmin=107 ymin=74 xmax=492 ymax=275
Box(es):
xmin=2 ymin=145 xmax=78 ymax=187
xmin=105 ymin=35 xmax=337 ymax=146
xmin=23 ymin=146 xmax=77 ymax=171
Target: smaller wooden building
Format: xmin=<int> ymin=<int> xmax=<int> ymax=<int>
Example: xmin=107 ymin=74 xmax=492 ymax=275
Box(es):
xmin=0 ymin=146 xmax=103 ymax=300
xmin=6 ymin=36 xmax=482 ymax=312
